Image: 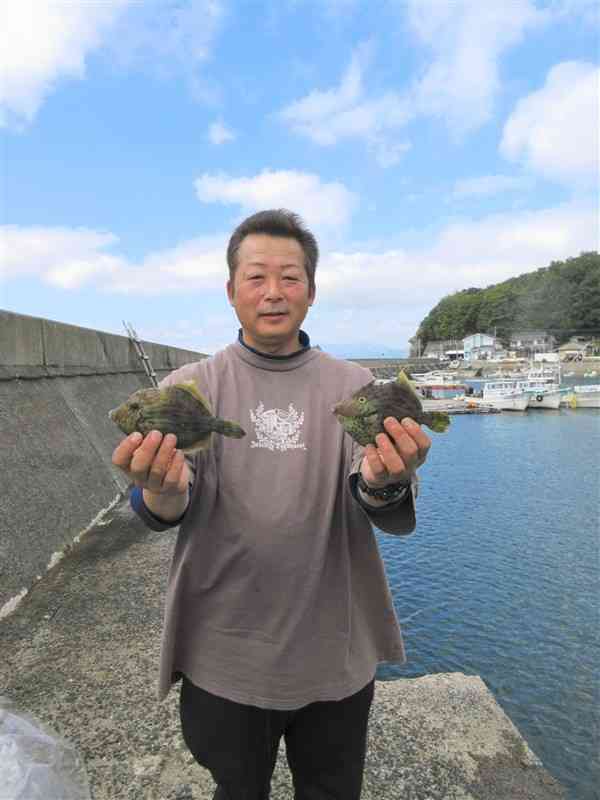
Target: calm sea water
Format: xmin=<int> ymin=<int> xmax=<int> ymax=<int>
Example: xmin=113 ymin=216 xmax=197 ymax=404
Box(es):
xmin=375 ymin=400 xmax=599 ymax=800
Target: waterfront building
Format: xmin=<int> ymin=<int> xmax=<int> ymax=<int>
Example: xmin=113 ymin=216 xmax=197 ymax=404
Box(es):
xmin=509 ymin=330 xmax=557 ymax=358
xmin=463 ymin=333 xmax=497 ymax=361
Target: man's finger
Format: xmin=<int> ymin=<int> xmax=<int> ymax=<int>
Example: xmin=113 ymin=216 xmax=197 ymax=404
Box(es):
xmin=145 ymin=433 xmax=179 ymax=492
xmin=362 ymin=444 xmax=389 ymax=484
xmin=111 ymin=432 xmax=143 ymax=470
xmin=383 ymin=417 xmax=430 ymax=469
xmin=375 ymin=430 xmax=411 ymax=479
xmin=162 ymin=450 xmax=188 ymax=494
xmin=400 ymin=418 xmax=431 ymax=460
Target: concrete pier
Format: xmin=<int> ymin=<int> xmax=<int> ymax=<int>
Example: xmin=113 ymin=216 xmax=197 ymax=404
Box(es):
xmin=0 ymin=496 xmax=565 ymax=800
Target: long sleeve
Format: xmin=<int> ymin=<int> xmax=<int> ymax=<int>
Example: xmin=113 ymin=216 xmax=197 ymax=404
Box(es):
xmin=348 ymin=441 xmax=417 ymax=536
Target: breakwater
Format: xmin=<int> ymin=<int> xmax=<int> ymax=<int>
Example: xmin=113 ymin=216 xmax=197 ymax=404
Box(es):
xmin=0 ymin=309 xmax=207 ymax=615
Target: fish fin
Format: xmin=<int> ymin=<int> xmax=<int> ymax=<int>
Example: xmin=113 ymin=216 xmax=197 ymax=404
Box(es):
xmin=181 ymin=432 xmax=213 ymax=454
xmin=396 ymin=369 xmax=419 ymax=398
xmin=424 ymin=411 xmax=450 ymax=433
xmin=176 ymin=381 xmax=213 ymax=415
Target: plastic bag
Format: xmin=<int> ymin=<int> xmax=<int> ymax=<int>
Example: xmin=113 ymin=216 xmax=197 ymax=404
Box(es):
xmin=0 ymin=696 xmax=91 ymax=800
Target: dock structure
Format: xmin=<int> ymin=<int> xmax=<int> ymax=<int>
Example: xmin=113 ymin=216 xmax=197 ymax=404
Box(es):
xmin=422 ymin=398 xmax=501 ymax=415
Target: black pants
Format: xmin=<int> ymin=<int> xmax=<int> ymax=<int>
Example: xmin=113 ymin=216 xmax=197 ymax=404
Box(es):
xmin=179 ymin=675 xmax=375 ymax=800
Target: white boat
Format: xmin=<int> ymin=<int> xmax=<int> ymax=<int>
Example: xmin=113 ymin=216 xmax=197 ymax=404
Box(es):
xmin=523 ymin=387 xmax=563 ymax=409
xmin=570 ymin=385 xmax=600 ymax=408
xmin=520 ymin=376 xmax=563 ymax=409
xmin=517 ymin=364 xmax=566 ymax=410
xmin=471 ymin=380 xmax=530 ymax=411
xmin=412 ymin=371 xmax=465 ymax=386
xmin=583 ymin=370 xmax=598 ymax=378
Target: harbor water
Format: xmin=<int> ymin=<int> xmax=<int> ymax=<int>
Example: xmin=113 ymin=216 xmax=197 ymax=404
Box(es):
xmin=375 ymin=405 xmax=599 ymax=800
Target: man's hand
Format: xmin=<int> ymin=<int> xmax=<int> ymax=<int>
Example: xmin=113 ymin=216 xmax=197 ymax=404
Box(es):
xmin=360 ymin=417 xmax=431 ymax=488
xmin=111 ymin=430 xmax=190 ymax=496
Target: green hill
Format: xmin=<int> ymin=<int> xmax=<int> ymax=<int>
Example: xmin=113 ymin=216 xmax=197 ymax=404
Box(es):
xmin=415 ymin=251 xmax=600 ymax=348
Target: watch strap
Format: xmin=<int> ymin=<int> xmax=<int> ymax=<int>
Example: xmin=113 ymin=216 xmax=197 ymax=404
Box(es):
xmin=357 ymin=474 xmax=410 ymax=502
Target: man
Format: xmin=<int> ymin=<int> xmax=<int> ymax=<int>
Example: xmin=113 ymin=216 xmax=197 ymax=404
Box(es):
xmin=112 ymin=209 xmax=431 ymax=800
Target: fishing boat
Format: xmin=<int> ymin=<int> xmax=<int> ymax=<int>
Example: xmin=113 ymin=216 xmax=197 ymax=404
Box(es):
xmin=518 ymin=365 xmax=565 ymax=410
xmin=412 ymin=371 xmax=465 ymax=399
xmin=569 ymin=385 xmax=600 ymax=408
xmin=412 ymin=370 xmax=465 ymax=387
xmin=470 ymin=380 xmax=530 ymax=411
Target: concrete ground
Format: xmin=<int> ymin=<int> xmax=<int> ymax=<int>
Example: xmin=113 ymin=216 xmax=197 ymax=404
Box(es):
xmin=0 ymin=495 xmax=565 ymax=800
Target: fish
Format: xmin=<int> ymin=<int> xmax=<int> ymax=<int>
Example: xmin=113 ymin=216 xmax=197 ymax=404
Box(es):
xmin=333 ymin=370 xmax=450 ymax=446
xmin=109 ymin=381 xmax=245 ymax=453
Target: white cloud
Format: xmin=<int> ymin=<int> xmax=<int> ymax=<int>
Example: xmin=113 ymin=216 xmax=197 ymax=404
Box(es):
xmin=0 ymin=0 xmax=130 ymax=127
xmin=314 ymin=201 xmax=598 ymax=310
xmin=278 ymin=2 xmax=546 ymax=159
xmin=194 ymin=170 xmax=358 ymax=228
xmin=452 ymin=174 xmax=534 ymax=198
xmin=208 ymin=120 xmax=236 ymax=144
xmin=107 ymin=0 xmax=225 ymax=73
xmin=501 ymin=61 xmax=600 ymax=187
xmin=0 ymin=226 xmax=125 ymax=288
xmin=406 ymin=0 xmax=542 ymax=135
xmin=547 ymin=0 xmax=600 ymax=26
xmin=278 ymin=44 xmax=411 ymax=167
xmin=0 ymin=0 xmax=226 ymax=128
xmin=0 ymin=225 xmax=227 ymax=293
xmin=140 ymin=313 xmax=237 ymax=356
xmin=1 ymin=200 xmax=595 ymax=352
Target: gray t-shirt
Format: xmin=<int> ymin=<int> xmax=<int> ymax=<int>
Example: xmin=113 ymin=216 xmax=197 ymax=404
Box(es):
xmin=142 ymin=339 xmax=417 ymax=709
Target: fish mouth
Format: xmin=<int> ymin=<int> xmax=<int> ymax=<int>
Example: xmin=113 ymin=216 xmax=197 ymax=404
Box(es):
xmin=333 ymin=400 xmax=353 ymax=416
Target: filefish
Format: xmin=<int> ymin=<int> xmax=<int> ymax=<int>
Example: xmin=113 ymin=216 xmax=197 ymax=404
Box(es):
xmin=109 ymin=382 xmax=245 ymax=453
xmin=333 ymin=371 xmax=450 ymax=446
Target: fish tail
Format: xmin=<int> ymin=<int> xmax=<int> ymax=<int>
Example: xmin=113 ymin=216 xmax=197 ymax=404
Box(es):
xmin=423 ymin=411 xmax=450 ymax=433
xmin=215 ymin=419 xmax=246 ymax=438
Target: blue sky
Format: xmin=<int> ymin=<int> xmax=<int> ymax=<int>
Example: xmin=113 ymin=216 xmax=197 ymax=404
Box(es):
xmin=1 ymin=0 xmax=598 ymax=357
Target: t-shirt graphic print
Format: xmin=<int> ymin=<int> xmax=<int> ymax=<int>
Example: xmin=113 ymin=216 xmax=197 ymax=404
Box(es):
xmin=250 ymin=402 xmax=306 ymax=451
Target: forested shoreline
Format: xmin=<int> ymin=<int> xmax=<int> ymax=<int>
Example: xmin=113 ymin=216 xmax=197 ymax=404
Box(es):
xmin=415 ymin=252 xmax=600 ymax=348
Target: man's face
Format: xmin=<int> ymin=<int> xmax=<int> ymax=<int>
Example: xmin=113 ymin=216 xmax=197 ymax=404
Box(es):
xmin=227 ymin=233 xmax=315 ymax=355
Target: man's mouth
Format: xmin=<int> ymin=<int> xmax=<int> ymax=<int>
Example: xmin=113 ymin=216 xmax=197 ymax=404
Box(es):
xmin=260 ymin=311 xmax=288 ymax=317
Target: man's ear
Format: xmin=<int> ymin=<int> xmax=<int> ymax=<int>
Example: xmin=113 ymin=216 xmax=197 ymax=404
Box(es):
xmin=308 ymin=286 xmax=316 ymax=306
xmin=226 ymin=279 xmax=234 ymax=305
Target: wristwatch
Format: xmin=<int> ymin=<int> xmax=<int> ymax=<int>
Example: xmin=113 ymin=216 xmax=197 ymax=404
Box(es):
xmin=357 ymin=474 xmax=410 ymax=502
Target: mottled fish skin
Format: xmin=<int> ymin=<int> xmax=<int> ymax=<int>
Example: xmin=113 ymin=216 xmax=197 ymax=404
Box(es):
xmin=333 ymin=372 xmax=450 ymax=446
xmin=109 ymin=382 xmax=245 ymax=453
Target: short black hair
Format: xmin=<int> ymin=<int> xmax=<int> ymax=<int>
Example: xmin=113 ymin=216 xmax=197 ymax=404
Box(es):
xmin=227 ymin=209 xmax=318 ymax=293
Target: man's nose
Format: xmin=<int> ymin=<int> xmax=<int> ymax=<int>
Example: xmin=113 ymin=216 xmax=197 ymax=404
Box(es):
xmin=263 ymin=279 xmax=284 ymax=299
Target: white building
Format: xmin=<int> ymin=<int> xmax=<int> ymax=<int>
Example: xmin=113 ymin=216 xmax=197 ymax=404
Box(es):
xmin=463 ymin=333 xmax=496 ymax=361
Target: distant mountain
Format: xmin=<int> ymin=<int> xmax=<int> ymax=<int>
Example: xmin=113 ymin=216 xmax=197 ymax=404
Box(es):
xmin=414 ymin=251 xmax=600 ymax=348
xmin=316 ymin=342 xmax=409 ymax=359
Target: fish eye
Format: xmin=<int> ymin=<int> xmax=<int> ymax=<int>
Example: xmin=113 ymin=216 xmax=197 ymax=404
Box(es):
xmin=358 ymin=397 xmax=367 ymax=404
xmin=129 ymin=402 xmax=139 ymax=410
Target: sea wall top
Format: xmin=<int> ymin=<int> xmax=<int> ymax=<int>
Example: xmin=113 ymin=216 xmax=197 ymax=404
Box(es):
xmin=0 ymin=309 xmax=207 ymax=380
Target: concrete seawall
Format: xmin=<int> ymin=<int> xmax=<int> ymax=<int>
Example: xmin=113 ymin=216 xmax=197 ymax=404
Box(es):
xmin=1 ymin=309 xmax=207 ymax=615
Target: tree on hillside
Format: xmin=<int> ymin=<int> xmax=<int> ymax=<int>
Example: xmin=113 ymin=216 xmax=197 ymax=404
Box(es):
xmin=414 ymin=252 xmax=600 ymax=348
